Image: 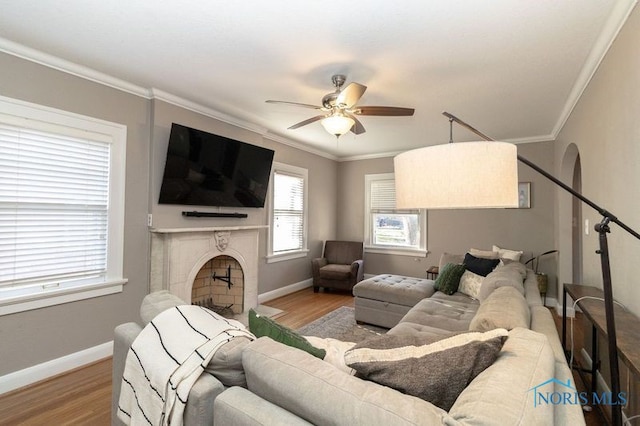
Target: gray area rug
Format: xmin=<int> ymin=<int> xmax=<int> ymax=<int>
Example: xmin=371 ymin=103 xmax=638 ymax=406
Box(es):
xmin=297 ymin=306 xmax=388 ymax=343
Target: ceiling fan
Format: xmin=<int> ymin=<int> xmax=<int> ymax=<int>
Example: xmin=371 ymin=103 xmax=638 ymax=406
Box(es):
xmin=266 ymin=74 xmax=415 ymax=137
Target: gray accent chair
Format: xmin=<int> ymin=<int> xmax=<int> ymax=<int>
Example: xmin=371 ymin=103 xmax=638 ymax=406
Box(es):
xmin=311 ymin=240 xmax=364 ymax=293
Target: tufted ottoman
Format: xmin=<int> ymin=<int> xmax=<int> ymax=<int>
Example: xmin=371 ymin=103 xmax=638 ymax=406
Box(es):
xmin=353 ymin=274 xmax=435 ymax=328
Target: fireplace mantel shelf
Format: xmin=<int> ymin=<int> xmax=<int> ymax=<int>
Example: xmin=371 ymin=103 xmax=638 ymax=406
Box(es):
xmin=150 ymin=225 xmax=268 ymax=234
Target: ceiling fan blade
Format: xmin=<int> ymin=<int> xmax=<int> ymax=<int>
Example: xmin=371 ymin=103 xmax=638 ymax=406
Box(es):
xmin=355 ymin=106 xmax=415 ymax=116
xmin=336 ymin=82 xmax=367 ymax=108
xmin=266 ymin=100 xmax=323 ymax=110
xmin=349 ymin=115 xmax=366 ymax=135
xmin=288 ymin=115 xmax=325 ymax=130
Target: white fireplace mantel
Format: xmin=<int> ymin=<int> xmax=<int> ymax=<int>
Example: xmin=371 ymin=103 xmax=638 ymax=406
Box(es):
xmin=149 ymin=225 xmax=267 ymax=310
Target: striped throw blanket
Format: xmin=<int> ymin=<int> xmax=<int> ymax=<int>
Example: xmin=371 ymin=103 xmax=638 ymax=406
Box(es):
xmin=117 ymin=305 xmax=254 ymax=425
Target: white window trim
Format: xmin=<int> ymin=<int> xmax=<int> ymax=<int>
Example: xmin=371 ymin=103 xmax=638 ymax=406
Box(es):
xmin=266 ymin=162 xmax=309 ymax=264
xmin=364 ymin=173 xmax=428 ymax=257
xmin=0 ymin=95 xmax=127 ymax=315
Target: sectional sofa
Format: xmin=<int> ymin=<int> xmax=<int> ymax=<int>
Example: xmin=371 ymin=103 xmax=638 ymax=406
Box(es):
xmin=112 ymin=255 xmax=585 ymax=425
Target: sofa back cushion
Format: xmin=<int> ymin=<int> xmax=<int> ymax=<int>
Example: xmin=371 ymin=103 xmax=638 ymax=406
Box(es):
xmin=139 ymin=290 xmax=186 ymax=324
xmin=469 ymin=286 xmax=530 ymax=332
xmin=438 ymin=252 xmax=465 ymax=271
xmin=478 ymin=262 xmax=526 ymax=302
xmin=243 ymin=337 xmax=448 ymax=424
xmin=323 ymin=240 xmax=363 ymax=265
xmin=448 ymin=328 xmax=554 ymax=425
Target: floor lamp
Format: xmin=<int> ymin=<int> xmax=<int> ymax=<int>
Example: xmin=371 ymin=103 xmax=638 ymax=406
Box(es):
xmin=394 ymin=111 xmax=640 ymax=426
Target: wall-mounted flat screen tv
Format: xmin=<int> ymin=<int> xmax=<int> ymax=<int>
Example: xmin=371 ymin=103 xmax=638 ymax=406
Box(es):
xmin=158 ymin=123 xmax=275 ymax=208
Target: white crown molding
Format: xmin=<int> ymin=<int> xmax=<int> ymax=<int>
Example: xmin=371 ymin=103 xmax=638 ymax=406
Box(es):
xmin=0 ymin=38 xmax=343 ymax=160
xmin=0 ymin=37 xmax=151 ymax=98
xmin=150 ymin=88 xmax=267 ymax=135
xmin=552 ymin=0 xmax=638 ymax=138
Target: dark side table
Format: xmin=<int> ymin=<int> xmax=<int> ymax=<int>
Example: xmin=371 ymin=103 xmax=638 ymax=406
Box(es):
xmin=562 ymin=283 xmax=640 ymax=416
xmin=426 ymin=266 xmax=439 ymax=279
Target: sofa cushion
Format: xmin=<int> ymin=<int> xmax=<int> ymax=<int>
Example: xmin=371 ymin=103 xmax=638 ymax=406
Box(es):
xmin=458 ymin=270 xmax=484 ymax=299
xmin=438 ymin=252 xmax=465 ymax=271
xmin=139 ymin=290 xmax=186 ymax=324
xmin=319 ymin=263 xmax=352 ymax=280
xmin=401 ymin=296 xmax=479 ymax=332
xmin=463 ymin=253 xmax=500 ymax=276
xmin=243 ymin=337 xmax=448 ymax=425
xmin=344 ymin=328 xmax=508 ymax=411
xmin=448 ymin=327 xmax=554 ymax=425
xmin=434 ymin=263 xmax=466 ymax=295
xmin=469 ymin=286 xmax=530 ymax=332
xmin=478 ymin=262 xmax=526 ymax=302
xmin=204 ymin=336 xmax=253 ymax=387
xmin=248 ymin=309 xmax=326 ymax=359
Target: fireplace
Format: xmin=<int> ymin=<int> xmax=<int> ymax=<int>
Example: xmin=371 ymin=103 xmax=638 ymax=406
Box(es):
xmin=149 ymin=226 xmax=265 ymax=313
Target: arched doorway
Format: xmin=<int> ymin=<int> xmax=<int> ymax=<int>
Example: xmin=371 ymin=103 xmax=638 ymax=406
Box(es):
xmin=558 ymin=143 xmax=583 ymax=306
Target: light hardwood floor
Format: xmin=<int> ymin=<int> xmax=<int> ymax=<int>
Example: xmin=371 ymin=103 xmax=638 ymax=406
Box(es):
xmin=0 ymin=288 xmax=602 ymax=425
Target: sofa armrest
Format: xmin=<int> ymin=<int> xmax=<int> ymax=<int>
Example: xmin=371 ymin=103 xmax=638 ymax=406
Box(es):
xmin=184 ymin=373 xmax=226 ymax=426
xmin=214 ymin=386 xmax=313 ymax=425
xmin=111 ymin=322 xmax=142 ymax=426
xmin=111 ymin=322 xmax=227 ymax=426
xmin=311 ymin=258 xmax=327 ymax=285
xmin=243 ymin=337 xmax=446 ymax=425
xmin=351 ymin=259 xmax=364 ymax=282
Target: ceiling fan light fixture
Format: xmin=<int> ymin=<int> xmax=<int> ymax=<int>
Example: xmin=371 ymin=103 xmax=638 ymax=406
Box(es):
xmin=321 ymin=113 xmax=355 ymax=137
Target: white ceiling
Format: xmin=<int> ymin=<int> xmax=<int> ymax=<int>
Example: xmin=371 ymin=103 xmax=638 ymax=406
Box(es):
xmin=0 ymin=1 xmax=636 ymax=160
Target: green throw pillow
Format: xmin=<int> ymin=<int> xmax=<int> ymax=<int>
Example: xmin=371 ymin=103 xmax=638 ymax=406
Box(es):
xmin=248 ymin=309 xmax=326 ymax=359
xmin=434 ymin=263 xmax=466 ymax=295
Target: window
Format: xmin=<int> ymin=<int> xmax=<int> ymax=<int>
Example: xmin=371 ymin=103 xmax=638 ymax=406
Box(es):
xmin=267 ymin=162 xmax=309 ymax=263
xmin=0 ymin=96 xmax=127 ymax=315
xmin=364 ymin=173 xmax=427 ymax=256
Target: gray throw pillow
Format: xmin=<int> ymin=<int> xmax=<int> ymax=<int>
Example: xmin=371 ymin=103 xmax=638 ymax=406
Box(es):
xmin=434 ymin=263 xmax=466 ymax=295
xmin=344 ymin=329 xmax=508 ymax=411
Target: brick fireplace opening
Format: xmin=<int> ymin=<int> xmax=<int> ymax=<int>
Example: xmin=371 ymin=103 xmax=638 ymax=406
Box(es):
xmin=191 ymin=255 xmax=244 ymax=317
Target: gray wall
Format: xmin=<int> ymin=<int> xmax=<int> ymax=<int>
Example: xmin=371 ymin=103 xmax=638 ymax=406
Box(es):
xmin=553 ymin=7 xmax=640 ymax=415
xmin=554 ymin=4 xmax=640 ymax=316
xmin=337 ymin=141 xmax=557 ymax=295
xmin=149 ymin=100 xmax=338 ymax=295
xmin=0 ymin=52 xmax=151 ymax=375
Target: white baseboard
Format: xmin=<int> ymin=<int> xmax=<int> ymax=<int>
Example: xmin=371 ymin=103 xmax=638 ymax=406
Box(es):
xmin=0 ymin=341 xmax=113 ymax=396
xmin=258 ymin=278 xmax=313 ymax=304
xmin=544 ymin=296 xmax=558 ymax=309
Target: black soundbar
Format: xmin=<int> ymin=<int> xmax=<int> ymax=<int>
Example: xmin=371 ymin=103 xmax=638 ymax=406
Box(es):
xmin=182 ymin=211 xmax=248 ymax=218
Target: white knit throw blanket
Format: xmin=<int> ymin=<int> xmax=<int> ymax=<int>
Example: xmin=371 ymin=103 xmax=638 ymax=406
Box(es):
xmin=117 ymin=305 xmax=254 ymax=425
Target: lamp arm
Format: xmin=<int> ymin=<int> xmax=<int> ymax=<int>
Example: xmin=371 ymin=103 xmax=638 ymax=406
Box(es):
xmin=443 ymin=111 xmax=638 ymax=425
xmin=443 ymin=111 xmax=640 ymax=241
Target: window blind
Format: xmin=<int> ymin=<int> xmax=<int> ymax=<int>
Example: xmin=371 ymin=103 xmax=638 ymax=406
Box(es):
xmin=370 ymin=179 xmax=397 ymax=211
xmin=0 ymin=123 xmax=110 ymax=290
xmin=272 ymin=171 xmax=304 ymax=253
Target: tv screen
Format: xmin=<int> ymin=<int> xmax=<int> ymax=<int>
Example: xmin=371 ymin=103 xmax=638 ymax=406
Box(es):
xmin=158 ymin=123 xmax=275 ymax=208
